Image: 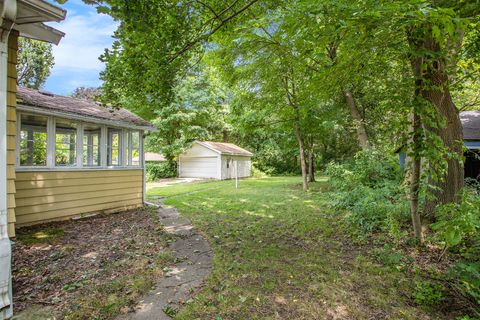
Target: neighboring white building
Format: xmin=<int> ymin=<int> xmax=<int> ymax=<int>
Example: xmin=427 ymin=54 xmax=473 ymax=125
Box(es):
xmin=178 ymin=141 xmax=253 ymax=180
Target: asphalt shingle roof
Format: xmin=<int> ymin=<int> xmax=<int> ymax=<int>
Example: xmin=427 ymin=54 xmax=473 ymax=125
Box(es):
xmin=198 ymin=141 xmax=253 ymax=156
xmin=16 ymin=86 xmax=154 ymax=130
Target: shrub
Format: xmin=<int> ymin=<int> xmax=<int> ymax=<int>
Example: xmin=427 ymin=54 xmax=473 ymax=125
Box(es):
xmin=432 ymin=186 xmax=480 ymax=306
xmin=251 ymin=164 xmax=268 ymax=178
xmin=414 ymin=280 xmax=445 ymax=307
xmin=325 ymin=149 xmax=409 ymax=237
xmin=432 ymin=186 xmax=480 ymax=255
xmin=146 ymin=162 xmax=176 ymax=181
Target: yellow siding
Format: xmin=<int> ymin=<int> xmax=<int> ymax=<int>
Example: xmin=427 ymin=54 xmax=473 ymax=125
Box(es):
xmin=15 ymin=170 xmax=144 ymax=227
xmin=7 ymin=31 xmax=18 ymax=237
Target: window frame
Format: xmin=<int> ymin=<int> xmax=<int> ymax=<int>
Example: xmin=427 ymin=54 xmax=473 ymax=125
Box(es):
xmin=16 ymin=112 xmax=144 ymax=171
xmin=107 ymin=127 xmax=123 ymax=167
xmin=54 ymin=117 xmax=79 ymax=167
xmin=18 ymin=113 xmax=49 ymax=167
xmin=127 ymin=130 xmax=142 ymax=167
xmin=82 ymin=123 xmax=102 ymax=167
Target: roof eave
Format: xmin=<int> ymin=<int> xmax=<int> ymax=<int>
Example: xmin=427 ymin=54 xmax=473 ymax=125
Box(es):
xmin=194 ymin=140 xmax=222 ymax=155
xmin=13 ymin=0 xmax=66 ymax=44
xmin=220 ymin=152 xmax=253 ymax=157
xmin=15 ymin=22 xmax=64 ymax=44
xmin=194 ymin=141 xmax=253 ymax=157
xmin=17 ymin=0 xmax=66 ymax=23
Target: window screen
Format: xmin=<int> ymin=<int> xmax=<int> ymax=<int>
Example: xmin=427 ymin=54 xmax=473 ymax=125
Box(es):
xmin=83 ymin=125 xmax=101 ymax=166
xmin=107 ymin=128 xmax=121 ymax=166
xmin=55 ymin=119 xmax=77 ymax=166
xmin=19 ymin=114 xmax=48 ymax=166
xmin=131 ymin=131 xmax=140 ymax=166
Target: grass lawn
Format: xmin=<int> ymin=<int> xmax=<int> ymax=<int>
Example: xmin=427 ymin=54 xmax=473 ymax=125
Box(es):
xmin=13 ymin=208 xmax=175 ymax=320
xmin=147 ymin=179 xmax=228 ymax=198
xmin=147 ymin=176 xmax=455 ymax=320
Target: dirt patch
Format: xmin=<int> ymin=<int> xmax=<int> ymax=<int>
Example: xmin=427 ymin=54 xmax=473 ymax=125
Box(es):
xmin=13 ymin=207 xmax=175 ymax=319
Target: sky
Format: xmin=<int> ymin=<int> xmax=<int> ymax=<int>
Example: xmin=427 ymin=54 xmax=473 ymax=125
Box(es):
xmin=43 ymin=0 xmax=118 ymax=95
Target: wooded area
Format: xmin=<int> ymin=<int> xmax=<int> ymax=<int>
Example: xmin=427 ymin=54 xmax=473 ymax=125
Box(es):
xmin=86 ymin=0 xmax=479 ymax=238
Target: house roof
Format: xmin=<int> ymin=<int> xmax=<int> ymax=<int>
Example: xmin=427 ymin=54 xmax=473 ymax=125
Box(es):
xmin=460 ymin=111 xmax=480 ymax=140
xmin=197 ymin=141 xmax=253 ymax=156
xmin=138 ymin=152 xmax=166 ymax=162
xmin=17 ymin=87 xmax=156 ymax=131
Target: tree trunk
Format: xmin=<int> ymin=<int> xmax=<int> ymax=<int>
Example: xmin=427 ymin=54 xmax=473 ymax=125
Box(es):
xmin=282 ymin=73 xmax=308 ymax=191
xmin=410 ymin=151 xmax=424 ymax=243
xmin=308 ymin=149 xmax=315 ymax=182
xmin=294 ymin=120 xmax=309 ymax=191
xmin=222 ymin=128 xmax=228 ymax=143
xmin=344 ymin=90 xmax=370 ymax=150
xmin=410 ymin=98 xmax=424 ymax=243
xmin=409 ymin=30 xmax=464 ymax=218
xmin=326 ymin=43 xmax=371 ymax=151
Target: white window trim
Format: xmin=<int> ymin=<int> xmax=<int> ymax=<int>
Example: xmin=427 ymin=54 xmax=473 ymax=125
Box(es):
xmin=100 ymin=125 xmax=107 ymax=167
xmin=126 ymin=130 xmax=132 ymax=166
xmin=16 ymin=112 xmax=144 ymax=171
xmin=76 ymin=122 xmax=84 ymax=168
xmin=123 ymin=129 xmax=129 ymax=166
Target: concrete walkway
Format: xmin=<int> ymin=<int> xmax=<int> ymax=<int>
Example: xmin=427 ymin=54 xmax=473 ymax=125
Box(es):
xmin=118 ymin=205 xmax=213 ymax=320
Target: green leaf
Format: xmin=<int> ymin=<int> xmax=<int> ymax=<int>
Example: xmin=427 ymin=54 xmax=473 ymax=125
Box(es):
xmin=446 ymin=229 xmax=462 ymax=247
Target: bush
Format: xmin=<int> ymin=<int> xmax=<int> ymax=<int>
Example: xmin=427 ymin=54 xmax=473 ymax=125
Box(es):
xmin=251 ymin=164 xmax=268 ymax=178
xmin=146 ymin=162 xmax=176 ymax=181
xmin=432 ymin=186 xmax=480 ymax=255
xmin=325 ymin=149 xmax=409 ymax=237
xmin=414 ymin=280 xmax=445 ymax=307
xmin=432 ymin=186 xmax=480 ymax=306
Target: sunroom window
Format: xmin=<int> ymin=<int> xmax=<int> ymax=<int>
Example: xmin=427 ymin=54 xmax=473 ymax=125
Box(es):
xmin=107 ymin=128 xmax=122 ymax=166
xmin=17 ymin=113 xmax=144 ymax=169
xmin=55 ymin=119 xmax=77 ymax=166
xmin=131 ymin=131 xmax=141 ymax=166
xmin=19 ymin=114 xmax=48 ymax=166
xmin=83 ymin=125 xmax=101 ymax=166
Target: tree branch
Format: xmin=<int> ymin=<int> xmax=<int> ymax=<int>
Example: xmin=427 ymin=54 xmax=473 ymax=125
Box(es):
xmin=168 ymin=0 xmax=260 ymax=63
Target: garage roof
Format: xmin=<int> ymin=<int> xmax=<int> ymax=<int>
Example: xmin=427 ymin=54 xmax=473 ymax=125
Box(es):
xmin=197 ymin=141 xmax=253 ymax=156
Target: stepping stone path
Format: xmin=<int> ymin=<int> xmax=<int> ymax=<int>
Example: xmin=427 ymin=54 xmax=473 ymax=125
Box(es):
xmin=118 ymin=204 xmax=213 ymax=320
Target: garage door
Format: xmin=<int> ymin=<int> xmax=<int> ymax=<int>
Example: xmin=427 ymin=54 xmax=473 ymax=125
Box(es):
xmin=179 ymin=157 xmax=218 ymax=178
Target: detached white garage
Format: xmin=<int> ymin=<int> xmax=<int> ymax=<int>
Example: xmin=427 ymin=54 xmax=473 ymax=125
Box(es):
xmin=178 ymin=141 xmax=253 ymax=180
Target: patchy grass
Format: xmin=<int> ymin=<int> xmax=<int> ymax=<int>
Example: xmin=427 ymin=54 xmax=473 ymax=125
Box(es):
xmin=17 ymin=227 xmax=65 ymax=245
xmin=148 ymin=176 xmax=457 ymax=319
xmin=13 ymin=207 xmax=175 ymax=320
xmin=147 ymin=179 xmax=235 ymax=199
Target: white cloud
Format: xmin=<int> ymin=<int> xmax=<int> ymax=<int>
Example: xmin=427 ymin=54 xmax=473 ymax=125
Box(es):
xmin=50 ymin=10 xmax=117 ymax=71
xmin=44 ymin=3 xmax=118 ymax=94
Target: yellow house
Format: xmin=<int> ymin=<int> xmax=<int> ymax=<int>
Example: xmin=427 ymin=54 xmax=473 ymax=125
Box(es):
xmin=10 ymin=87 xmax=155 ymax=234
xmin=1 ymin=1 xmax=67 ymax=317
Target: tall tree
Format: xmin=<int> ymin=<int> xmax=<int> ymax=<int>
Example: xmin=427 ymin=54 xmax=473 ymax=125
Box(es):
xmin=71 ymin=87 xmax=101 ymax=101
xmin=145 ymin=65 xmax=228 ymax=169
xmin=17 ymin=38 xmax=54 ymax=89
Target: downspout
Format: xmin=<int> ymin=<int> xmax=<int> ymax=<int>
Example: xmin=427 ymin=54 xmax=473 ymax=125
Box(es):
xmin=0 ymin=1 xmax=17 ymax=318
